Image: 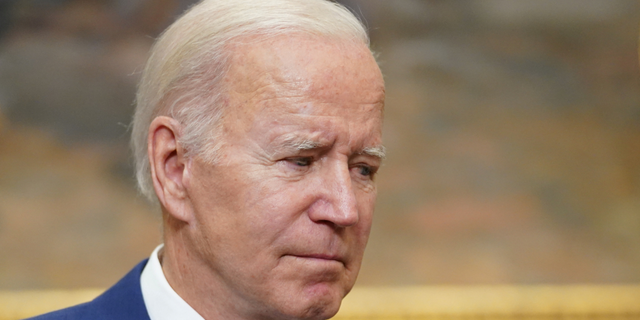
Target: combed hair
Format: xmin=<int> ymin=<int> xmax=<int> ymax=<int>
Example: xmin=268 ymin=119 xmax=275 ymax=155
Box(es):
xmin=131 ymin=0 xmax=370 ymax=202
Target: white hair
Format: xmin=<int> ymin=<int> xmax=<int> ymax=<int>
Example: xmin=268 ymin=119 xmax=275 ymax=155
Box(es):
xmin=131 ymin=0 xmax=370 ymax=202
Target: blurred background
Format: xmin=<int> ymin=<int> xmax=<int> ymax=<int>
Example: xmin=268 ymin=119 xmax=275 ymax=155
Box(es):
xmin=0 ymin=0 xmax=639 ymax=290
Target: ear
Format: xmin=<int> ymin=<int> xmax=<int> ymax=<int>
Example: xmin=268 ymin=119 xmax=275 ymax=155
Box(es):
xmin=148 ymin=116 xmax=194 ymax=223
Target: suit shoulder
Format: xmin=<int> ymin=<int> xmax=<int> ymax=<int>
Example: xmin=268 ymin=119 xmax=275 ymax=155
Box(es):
xmin=24 ymin=260 xmax=150 ymax=320
xmin=24 ymin=301 xmax=93 ymax=320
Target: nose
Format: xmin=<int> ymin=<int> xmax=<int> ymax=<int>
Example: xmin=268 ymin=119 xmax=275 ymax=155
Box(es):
xmin=307 ymin=161 xmax=359 ymax=228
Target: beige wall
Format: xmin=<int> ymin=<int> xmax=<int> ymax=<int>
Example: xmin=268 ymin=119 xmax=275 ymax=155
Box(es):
xmin=1 ymin=0 xmax=639 ymax=289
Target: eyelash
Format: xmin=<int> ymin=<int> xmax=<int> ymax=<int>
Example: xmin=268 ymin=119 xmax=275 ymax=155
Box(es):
xmin=289 ymin=157 xmax=313 ymax=167
xmin=353 ymin=164 xmax=378 ymax=180
xmin=285 ymin=157 xmax=377 ymax=179
xmin=356 ymin=165 xmax=374 ymax=177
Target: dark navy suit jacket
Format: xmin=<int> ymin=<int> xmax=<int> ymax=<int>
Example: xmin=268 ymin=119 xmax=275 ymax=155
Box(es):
xmin=27 ymin=260 xmax=151 ymax=320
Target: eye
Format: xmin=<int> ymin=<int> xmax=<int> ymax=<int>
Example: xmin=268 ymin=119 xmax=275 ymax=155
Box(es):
xmin=353 ymin=164 xmax=377 ymax=179
xmin=288 ymin=157 xmax=313 ymax=167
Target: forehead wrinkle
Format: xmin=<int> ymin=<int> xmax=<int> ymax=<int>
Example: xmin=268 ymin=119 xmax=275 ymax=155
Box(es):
xmin=232 ymin=61 xmax=382 ymax=109
xmin=273 ymin=102 xmax=384 ymax=120
xmin=229 ymin=75 xmax=306 ymax=102
xmin=226 ymin=52 xmax=310 ymax=101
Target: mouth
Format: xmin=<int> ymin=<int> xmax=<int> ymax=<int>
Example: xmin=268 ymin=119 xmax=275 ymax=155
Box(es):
xmin=285 ymin=254 xmax=346 ymax=266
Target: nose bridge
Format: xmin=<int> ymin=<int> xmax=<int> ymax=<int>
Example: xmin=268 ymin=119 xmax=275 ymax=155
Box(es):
xmin=323 ymin=158 xmax=359 ymax=227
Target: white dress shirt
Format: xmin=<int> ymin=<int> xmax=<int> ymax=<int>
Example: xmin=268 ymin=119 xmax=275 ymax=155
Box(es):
xmin=140 ymin=244 xmax=205 ymax=320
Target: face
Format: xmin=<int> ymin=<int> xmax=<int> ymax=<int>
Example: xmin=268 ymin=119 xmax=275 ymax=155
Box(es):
xmin=182 ymin=35 xmax=384 ymax=319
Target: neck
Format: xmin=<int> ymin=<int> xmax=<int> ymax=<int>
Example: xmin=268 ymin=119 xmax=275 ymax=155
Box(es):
xmin=161 ymin=213 xmax=245 ymax=319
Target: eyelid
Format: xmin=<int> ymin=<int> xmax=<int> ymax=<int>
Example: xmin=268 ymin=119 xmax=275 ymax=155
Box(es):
xmin=291 ymin=157 xmax=312 ymax=166
xmin=350 ymin=163 xmax=379 ymax=180
xmin=282 ymin=156 xmax=314 ymax=169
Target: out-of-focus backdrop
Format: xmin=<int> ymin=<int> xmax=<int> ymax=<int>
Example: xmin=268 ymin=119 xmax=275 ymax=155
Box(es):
xmin=0 ymin=0 xmax=639 ymax=290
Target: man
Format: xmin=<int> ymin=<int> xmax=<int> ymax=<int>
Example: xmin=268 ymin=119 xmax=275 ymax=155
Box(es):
xmin=30 ymin=0 xmax=385 ymax=319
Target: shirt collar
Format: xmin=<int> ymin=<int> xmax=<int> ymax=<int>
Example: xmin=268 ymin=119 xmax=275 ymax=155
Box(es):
xmin=140 ymin=244 xmax=204 ymax=320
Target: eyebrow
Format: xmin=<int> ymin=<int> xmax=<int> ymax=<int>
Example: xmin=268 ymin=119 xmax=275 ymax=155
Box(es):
xmin=279 ymin=134 xmax=386 ymax=160
xmin=280 ymin=133 xmax=325 ymax=150
xmin=361 ymin=145 xmax=387 ymax=160
xmin=287 ymin=139 xmax=323 ymax=150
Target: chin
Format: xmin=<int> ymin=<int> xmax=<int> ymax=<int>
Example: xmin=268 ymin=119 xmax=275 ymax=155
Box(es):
xmin=300 ymin=303 xmax=341 ymax=320
xmin=264 ymin=282 xmax=345 ymax=320
xmin=283 ymin=299 xmax=341 ymax=320
xmin=296 ymin=282 xmax=346 ymax=320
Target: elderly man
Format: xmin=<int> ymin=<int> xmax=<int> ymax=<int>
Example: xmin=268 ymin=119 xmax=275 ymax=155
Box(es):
xmin=30 ymin=0 xmax=385 ymax=319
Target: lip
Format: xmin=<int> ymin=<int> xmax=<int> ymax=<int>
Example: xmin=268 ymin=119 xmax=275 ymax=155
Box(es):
xmin=286 ymin=254 xmax=346 ymax=266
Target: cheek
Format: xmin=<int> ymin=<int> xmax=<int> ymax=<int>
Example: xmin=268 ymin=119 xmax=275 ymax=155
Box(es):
xmin=239 ymin=176 xmax=313 ymax=236
xmin=354 ymin=190 xmax=376 ymax=239
xmin=356 ymin=187 xmax=377 ymax=216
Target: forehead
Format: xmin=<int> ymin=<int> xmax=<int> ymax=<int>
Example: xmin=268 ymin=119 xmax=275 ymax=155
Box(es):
xmin=214 ymin=34 xmax=386 ymax=156
xmin=222 ymin=34 xmax=385 ymax=117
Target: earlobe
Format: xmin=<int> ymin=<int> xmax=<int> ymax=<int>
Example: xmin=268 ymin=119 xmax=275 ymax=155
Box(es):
xmin=148 ymin=116 xmax=194 ymax=223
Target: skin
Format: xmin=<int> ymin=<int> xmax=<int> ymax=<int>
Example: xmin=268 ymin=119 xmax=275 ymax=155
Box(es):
xmin=148 ymin=34 xmax=385 ymax=320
